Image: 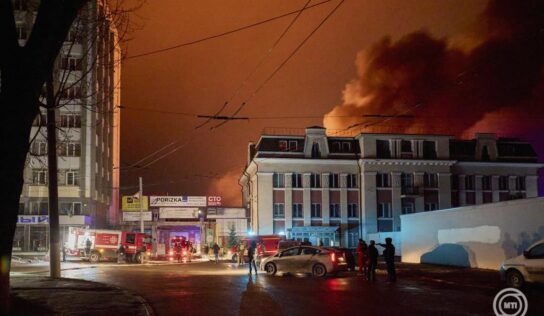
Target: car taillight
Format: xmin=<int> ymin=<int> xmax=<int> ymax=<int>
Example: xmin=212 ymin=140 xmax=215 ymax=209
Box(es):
xmin=330 ymin=252 xmax=336 ymax=263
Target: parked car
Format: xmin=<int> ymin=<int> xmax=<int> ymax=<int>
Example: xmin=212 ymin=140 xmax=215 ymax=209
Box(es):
xmin=500 ymin=239 xmax=544 ymax=288
xmin=335 ymin=248 xmax=356 ymax=271
xmin=260 ymin=246 xmax=348 ymax=277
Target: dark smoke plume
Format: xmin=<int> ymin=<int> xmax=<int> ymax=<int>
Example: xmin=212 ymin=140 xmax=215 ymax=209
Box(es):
xmin=324 ymin=0 xmax=544 ymax=140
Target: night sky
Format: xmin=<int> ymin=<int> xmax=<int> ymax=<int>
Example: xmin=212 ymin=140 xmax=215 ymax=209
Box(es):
xmin=119 ymin=0 xmax=543 ymax=205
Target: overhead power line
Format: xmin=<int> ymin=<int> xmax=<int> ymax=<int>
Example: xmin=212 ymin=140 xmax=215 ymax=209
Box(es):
xmin=196 ymin=0 xmax=313 ymax=129
xmin=212 ymin=0 xmax=346 ymax=130
xmin=125 ymin=0 xmax=334 ymax=60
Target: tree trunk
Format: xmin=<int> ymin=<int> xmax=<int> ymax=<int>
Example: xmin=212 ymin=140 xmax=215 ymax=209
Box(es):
xmin=0 ymin=76 xmax=39 ymax=312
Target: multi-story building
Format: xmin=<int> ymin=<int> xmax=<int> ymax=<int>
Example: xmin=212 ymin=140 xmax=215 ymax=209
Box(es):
xmin=13 ymin=0 xmax=121 ymax=253
xmin=240 ymin=127 xmax=541 ymax=248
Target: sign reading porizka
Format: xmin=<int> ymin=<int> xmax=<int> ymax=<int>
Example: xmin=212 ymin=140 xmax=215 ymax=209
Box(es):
xmin=149 ymin=196 xmax=207 ymax=207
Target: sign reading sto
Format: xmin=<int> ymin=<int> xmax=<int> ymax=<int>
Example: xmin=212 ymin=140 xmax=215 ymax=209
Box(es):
xmin=122 ymin=196 xmax=149 ymax=211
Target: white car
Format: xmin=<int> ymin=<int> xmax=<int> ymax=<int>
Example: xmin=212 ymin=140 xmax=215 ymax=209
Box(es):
xmin=260 ymin=246 xmax=347 ymax=277
xmin=500 ymin=239 xmax=544 ymax=288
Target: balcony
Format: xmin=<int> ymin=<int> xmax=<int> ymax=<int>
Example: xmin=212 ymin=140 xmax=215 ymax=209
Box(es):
xmin=401 ymin=186 xmax=422 ymax=197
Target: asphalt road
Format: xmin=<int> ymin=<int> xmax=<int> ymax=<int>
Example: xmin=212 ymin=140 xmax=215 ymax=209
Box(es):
xmin=13 ymin=260 xmax=544 ymax=316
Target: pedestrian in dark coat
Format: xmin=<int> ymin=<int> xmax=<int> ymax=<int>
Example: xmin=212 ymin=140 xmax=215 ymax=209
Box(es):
xmin=213 ymin=243 xmax=220 ymax=263
xmin=367 ymin=240 xmax=379 ymax=282
xmin=248 ymin=240 xmax=258 ymax=275
xmin=379 ymin=237 xmax=396 ymax=282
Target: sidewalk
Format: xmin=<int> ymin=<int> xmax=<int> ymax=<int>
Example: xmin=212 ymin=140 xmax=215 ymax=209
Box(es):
xmin=10 ymin=275 xmax=154 ymax=316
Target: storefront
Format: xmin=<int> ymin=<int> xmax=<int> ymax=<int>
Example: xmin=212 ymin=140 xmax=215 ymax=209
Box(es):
xmin=13 ymin=215 xmax=92 ymax=254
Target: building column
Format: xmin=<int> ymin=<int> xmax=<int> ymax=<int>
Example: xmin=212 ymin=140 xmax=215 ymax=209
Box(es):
xmin=303 ymin=173 xmax=311 ymax=226
xmin=526 ymin=175 xmax=538 ymax=198
xmin=360 ymin=171 xmax=376 ymax=238
xmin=438 ymin=173 xmax=451 ymax=209
xmin=340 ymin=174 xmax=348 ymax=246
xmin=285 ymin=174 xmax=293 ymax=231
xmin=475 ymin=175 xmax=483 ymax=205
xmin=257 ymin=172 xmax=274 ymax=235
xmin=492 ymin=175 xmax=500 ymax=202
xmin=391 ymin=172 xmax=402 ymax=232
xmin=322 ymin=173 xmax=330 ymax=226
xmin=459 ymin=174 xmax=466 ymax=206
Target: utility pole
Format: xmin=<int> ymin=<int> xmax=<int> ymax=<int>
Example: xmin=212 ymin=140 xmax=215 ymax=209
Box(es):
xmin=139 ymin=177 xmax=144 ymax=233
xmin=46 ymin=77 xmax=60 ymax=278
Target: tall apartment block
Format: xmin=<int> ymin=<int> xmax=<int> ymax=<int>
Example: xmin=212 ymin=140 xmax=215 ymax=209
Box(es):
xmin=13 ymin=0 xmax=121 ymax=253
xmin=240 ymin=127 xmax=541 ymax=248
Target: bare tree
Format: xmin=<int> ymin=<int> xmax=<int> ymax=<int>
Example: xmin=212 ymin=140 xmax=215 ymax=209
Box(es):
xmin=0 ymin=0 xmax=137 ymax=310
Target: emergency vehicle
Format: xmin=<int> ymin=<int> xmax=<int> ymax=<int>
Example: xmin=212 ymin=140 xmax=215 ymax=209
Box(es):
xmin=67 ymin=227 xmax=152 ymax=263
xmin=228 ymin=235 xmax=285 ymax=264
xmin=166 ymin=236 xmax=193 ymax=262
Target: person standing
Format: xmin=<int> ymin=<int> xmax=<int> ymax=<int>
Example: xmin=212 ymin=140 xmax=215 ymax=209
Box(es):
xmin=367 ymin=240 xmax=379 ymax=282
xmin=379 ymin=237 xmax=396 ymax=282
xmin=356 ymin=239 xmax=368 ymax=276
xmin=85 ymin=238 xmax=92 ymax=257
xmin=213 ymin=243 xmax=220 ymax=263
xmin=238 ymin=241 xmax=246 ymax=266
xmin=247 ymin=240 xmax=258 ymax=275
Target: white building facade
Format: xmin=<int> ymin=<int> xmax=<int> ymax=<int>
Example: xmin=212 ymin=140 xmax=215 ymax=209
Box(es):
xmin=14 ymin=0 xmax=121 ymax=253
xmin=240 ymin=127 xmax=541 ymax=248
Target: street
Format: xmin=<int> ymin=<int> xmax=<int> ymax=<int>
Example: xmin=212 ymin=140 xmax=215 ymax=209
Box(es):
xmin=11 ymin=260 xmax=544 ymax=315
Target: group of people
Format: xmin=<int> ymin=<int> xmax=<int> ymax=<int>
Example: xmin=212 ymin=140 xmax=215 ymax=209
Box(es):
xmin=355 ymin=237 xmax=396 ymax=282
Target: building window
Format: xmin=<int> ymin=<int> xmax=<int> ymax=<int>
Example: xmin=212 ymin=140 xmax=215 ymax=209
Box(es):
xmin=329 ymin=204 xmax=340 ymax=218
xmin=278 ymin=140 xmax=288 ymax=151
xmin=59 ymin=142 xmax=81 ymax=157
xmin=332 ymin=142 xmax=341 ymax=152
xmin=482 ymin=176 xmax=492 ymax=191
xmin=66 ymin=29 xmax=82 ymax=44
xmin=401 ymin=140 xmax=413 ymax=158
xmin=451 ymin=175 xmax=459 ymax=190
xmin=376 ymin=173 xmax=391 ymax=188
xmin=32 ymin=169 xmax=47 ymax=185
xmin=60 ymin=85 xmax=82 ymax=99
xmin=60 ymin=114 xmax=82 ymax=128
xmin=423 ymin=141 xmax=437 ymax=159
xmin=329 ymin=173 xmax=339 ymax=188
xmin=311 ymin=143 xmax=320 ymax=158
xmin=292 ymin=173 xmax=303 ymax=188
xmin=376 ymin=140 xmax=391 ymax=158
xmin=19 ymin=203 xmax=25 ymax=214
xmin=424 ymin=203 xmax=438 ymax=211
xmin=273 ymin=203 xmax=285 ymax=218
xmin=61 ymin=56 xmax=82 ymax=71
xmin=16 ymin=25 xmax=27 ymax=40
xmin=516 ymin=176 xmax=526 ymax=191
xmin=347 ymin=204 xmax=358 ymax=218
xmin=401 ymin=173 xmax=413 ymax=188
xmin=401 ymin=200 xmax=414 ymax=214
xmin=310 ymin=173 xmax=321 ymax=188
xmin=342 ymin=142 xmax=351 ymax=153
xmin=377 ymin=203 xmax=392 ymax=218
xmin=13 ymin=0 xmax=27 ymax=11
xmin=289 ymin=140 xmax=298 ymax=151
xmin=273 ymin=173 xmax=284 ymax=188
xmin=466 ymin=192 xmax=476 ymax=205
xmin=31 ymin=202 xmax=49 ymax=215
xmin=499 ymin=176 xmax=509 ymax=191
xmin=465 ymin=175 xmax=475 ymax=190
xmin=424 ymin=173 xmax=437 ymax=188
xmin=66 ymin=170 xmax=79 ymax=186
xmin=346 ymin=174 xmax=358 ymax=188
xmin=292 ymin=204 xmax=303 ymax=218
xmin=60 ymin=202 xmax=82 ymax=215
xmin=311 ymin=203 xmax=321 ymax=218
xmin=31 ymin=141 xmax=47 ymax=156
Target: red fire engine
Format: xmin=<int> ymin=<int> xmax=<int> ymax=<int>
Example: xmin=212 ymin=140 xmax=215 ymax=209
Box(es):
xmin=228 ymin=235 xmax=285 ymax=263
xmin=67 ymin=227 xmax=152 ymax=263
xmin=166 ymin=236 xmax=194 ymax=262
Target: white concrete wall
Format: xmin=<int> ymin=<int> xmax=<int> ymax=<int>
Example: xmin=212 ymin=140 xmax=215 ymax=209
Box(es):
xmin=401 ymin=197 xmax=544 ymax=270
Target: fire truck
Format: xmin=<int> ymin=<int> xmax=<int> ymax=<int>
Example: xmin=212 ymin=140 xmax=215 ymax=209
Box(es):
xmin=228 ymin=235 xmax=285 ymax=264
xmin=166 ymin=236 xmax=191 ymax=262
xmin=67 ymin=227 xmax=152 ymax=263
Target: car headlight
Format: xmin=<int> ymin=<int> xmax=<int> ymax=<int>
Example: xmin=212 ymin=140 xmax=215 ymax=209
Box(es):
xmin=169 ymin=250 xmax=174 ymax=255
